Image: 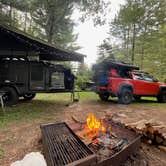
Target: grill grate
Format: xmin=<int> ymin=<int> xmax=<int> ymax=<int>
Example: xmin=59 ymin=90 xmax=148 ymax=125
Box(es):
xmin=41 ymin=122 xmax=96 ymax=166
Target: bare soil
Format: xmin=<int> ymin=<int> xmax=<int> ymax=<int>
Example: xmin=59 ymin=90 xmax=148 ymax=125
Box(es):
xmin=0 ymin=96 xmax=166 ymax=166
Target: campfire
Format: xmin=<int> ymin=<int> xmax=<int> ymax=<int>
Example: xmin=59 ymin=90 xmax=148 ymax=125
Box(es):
xmin=40 ymin=113 xmax=141 ymax=166
xmin=76 ymin=113 xmax=129 ymax=160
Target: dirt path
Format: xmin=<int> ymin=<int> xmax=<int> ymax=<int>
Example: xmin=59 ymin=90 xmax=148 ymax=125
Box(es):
xmin=0 ymin=97 xmax=166 ymax=166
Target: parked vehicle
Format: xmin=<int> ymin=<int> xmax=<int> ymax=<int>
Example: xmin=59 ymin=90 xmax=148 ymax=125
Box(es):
xmin=93 ymin=61 xmax=166 ymax=104
xmin=0 ymin=23 xmax=85 ymax=106
xmin=0 ymin=58 xmax=75 ymax=106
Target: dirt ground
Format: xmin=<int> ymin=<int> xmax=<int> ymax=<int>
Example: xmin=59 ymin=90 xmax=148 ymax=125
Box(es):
xmin=0 ymin=94 xmax=166 ymax=166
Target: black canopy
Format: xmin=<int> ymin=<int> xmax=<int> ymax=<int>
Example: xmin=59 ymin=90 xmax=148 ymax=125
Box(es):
xmin=93 ymin=60 xmax=139 ymax=72
xmin=0 ymin=23 xmax=85 ymax=62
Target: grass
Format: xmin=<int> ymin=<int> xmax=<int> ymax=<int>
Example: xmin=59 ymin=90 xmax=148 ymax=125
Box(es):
xmin=0 ymin=92 xmax=165 ymax=128
xmin=0 ymin=93 xmax=71 ymax=128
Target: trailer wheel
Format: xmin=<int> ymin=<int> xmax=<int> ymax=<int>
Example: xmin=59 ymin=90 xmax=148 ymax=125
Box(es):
xmin=23 ymin=93 xmax=36 ymax=100
xmin=157 ymin=91 xmax=166 ymax=103
xmin=99 ymin=93 xmax=109 ymax=101
xmin=1 ymin=87 xmax=19 ymax=106
xmin=118 ymin=88 xmax=133 ymax=104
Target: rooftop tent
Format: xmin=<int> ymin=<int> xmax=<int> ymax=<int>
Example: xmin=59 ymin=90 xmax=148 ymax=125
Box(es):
xmin=93 ymin=60 xmax=139 ymax=72
xmin=0 ymin=23 xmax=85 ymax=62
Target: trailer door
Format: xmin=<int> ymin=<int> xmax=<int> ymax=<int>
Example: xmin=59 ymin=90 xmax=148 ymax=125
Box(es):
xmin=30 ymin=63 xmax=45 ymax=90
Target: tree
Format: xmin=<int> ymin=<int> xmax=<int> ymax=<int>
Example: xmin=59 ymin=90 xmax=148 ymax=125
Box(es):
xmin=110 ymin=0 xmax=145 ymax=64
xmin=0 ymin=0 xmax=110 ymax=49
xmin=97 ymin=39 xmax=115 ymax=63
xmin=76 ymin=63 xmax=93 ymax=90
xmin=105 ymin=0 xmax=166 ymax=81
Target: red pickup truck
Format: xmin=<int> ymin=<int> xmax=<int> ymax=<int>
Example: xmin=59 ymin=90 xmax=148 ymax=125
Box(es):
xmin=94 ymin=61 xmax=166 ymax=104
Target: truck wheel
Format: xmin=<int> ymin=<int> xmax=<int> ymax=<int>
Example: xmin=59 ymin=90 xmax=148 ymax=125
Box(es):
xmin=23 ymin=93 xmax=36 ymax=100
xmin=118 ymin=89 xmax=132 ymax=104
xmin=157 ymin=91 xmax=166 ymax=103
xmin=1 ymin=87 xmax=19 ymax=106
xmin=99 ymin=93 xmax=109 ymax=101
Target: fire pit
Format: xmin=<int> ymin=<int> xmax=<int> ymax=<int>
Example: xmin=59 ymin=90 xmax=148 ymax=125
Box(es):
xmin=40 ymin=122 xmax=97 ymax=166
xmin=41 ymin=114 xmax=141 ymax=166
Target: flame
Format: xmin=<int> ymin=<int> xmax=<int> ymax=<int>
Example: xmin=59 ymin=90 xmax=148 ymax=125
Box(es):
xmin=85 ymin=114 xmax=106 ymax=138
xmin=87 ymin=114 xmax=100 ymax=131
xmin=76 ymin=114 xmax=107 ymax=140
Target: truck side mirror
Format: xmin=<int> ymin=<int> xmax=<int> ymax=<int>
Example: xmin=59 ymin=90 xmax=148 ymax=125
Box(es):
xmin=153 ymin=78 xmax=159 ymax=82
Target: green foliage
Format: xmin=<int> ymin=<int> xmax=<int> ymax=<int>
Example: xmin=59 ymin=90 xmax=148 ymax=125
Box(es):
xmin=103 ymin=0 xmax=166 ymax=81
xmin=76 ymin=64 xmax=93 ymax=90
xmin=0 ymin=0 xmax=109 ymax=50
xmin=75 ymin=0 xmax=110 ymax=25
xmin=97 ymin=39 xmax=115 ymax=62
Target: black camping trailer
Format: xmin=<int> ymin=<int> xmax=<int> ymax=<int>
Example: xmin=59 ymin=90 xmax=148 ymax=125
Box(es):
xmin=0 ymin=24 xmax=85 ymax=106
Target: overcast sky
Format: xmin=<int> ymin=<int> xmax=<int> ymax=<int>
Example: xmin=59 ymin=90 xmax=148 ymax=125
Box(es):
xmin=73 ymin=0 xmax=125 ymax=66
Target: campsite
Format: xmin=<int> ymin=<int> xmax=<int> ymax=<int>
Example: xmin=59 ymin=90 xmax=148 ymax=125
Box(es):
xmin=0 ymin=0 xmax=166 ymax=166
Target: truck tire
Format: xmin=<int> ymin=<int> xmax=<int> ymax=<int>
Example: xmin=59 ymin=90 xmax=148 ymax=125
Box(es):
xmin=157 ymin=91 xmax=166 ymax=103
xmin=1 ymin=87 xmax=19 ymax=106
xmin=118 ymin=88 xmax=132 ymax=104
xmin=99 ymin=93 xmax=109 ymax=101
xmin=23 ymin=93 xmax=36 ymax=100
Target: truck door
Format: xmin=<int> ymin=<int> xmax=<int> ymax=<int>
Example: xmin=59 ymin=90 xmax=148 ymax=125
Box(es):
xmin=133 ymin=73 xmax=159 ymax=95
xmin=132 ymin=73 xmax=148 ymax=94
xmin=30 ymin=63 xmax=45 ymax=90
xmin=142 ymin=74 xmax=159 ymax=95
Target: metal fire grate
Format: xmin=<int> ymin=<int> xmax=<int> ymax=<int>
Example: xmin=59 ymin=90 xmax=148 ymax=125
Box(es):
xmin=40 ymin=122 xmax=97 ymax=166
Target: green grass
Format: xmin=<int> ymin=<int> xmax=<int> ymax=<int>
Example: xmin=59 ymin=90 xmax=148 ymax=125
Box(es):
xmin=0 ymin=93 xmax=71 ymax=128
xmin=0 ymin=92 xmax=165 ymax=128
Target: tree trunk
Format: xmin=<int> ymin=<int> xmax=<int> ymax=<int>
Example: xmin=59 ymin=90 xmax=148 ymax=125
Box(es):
xmin=24 ymin=12 xmax=28 ymax=32
xmin=9 ymin=3 xmax=13 ymax=25
xmin=141 ymin=45 xmax=144 ymax=69
xmin=127 ymin=27 xmax=130 ymax=56
xmin=131 ymin=23 xmax=136 ymax=65
xmin=47 ymin=13 xmax=55 ymax=43
xmin=29 ymin=13 xmax=32 ymax=33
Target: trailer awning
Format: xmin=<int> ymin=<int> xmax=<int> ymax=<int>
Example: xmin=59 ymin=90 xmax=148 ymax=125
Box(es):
xmin=0 ymin=24 xmax=85 ymax=62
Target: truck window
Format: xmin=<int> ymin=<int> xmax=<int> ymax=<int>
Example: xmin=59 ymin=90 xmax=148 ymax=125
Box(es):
xmin=142 ymin=74 xmax=154 ymax=82
xmin=111 ymin=69 xmax=119 ymax=77
xmin=118 ymin=70 xmax=131 ymax=78
xmin=134 ymin=73 xmax=143 ymax=80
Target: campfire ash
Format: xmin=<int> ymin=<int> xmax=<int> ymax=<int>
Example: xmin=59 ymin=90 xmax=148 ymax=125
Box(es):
xmin=76 ymin=114 xmax=129 ymax=160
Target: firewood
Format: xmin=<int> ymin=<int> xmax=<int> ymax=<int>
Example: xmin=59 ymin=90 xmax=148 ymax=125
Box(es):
xmin=162 ymin=140 xmax=166 ymax=146
xmin=71 ymin=115 xmax=85 ymax=124
xmin=125 ymin=119 xmax=147 ymax=129
xmin=158 ymin=145 xmax=166 ymax=153
xmin=147 ymin=126 xmax=154 ymax=134
xmin=155 ymin=135 xmax=164 ymax=144
xmin=123 ymin=119 xmax=166 ymax=145
xmin=147 ymin=132 xmax=154 ymax=140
